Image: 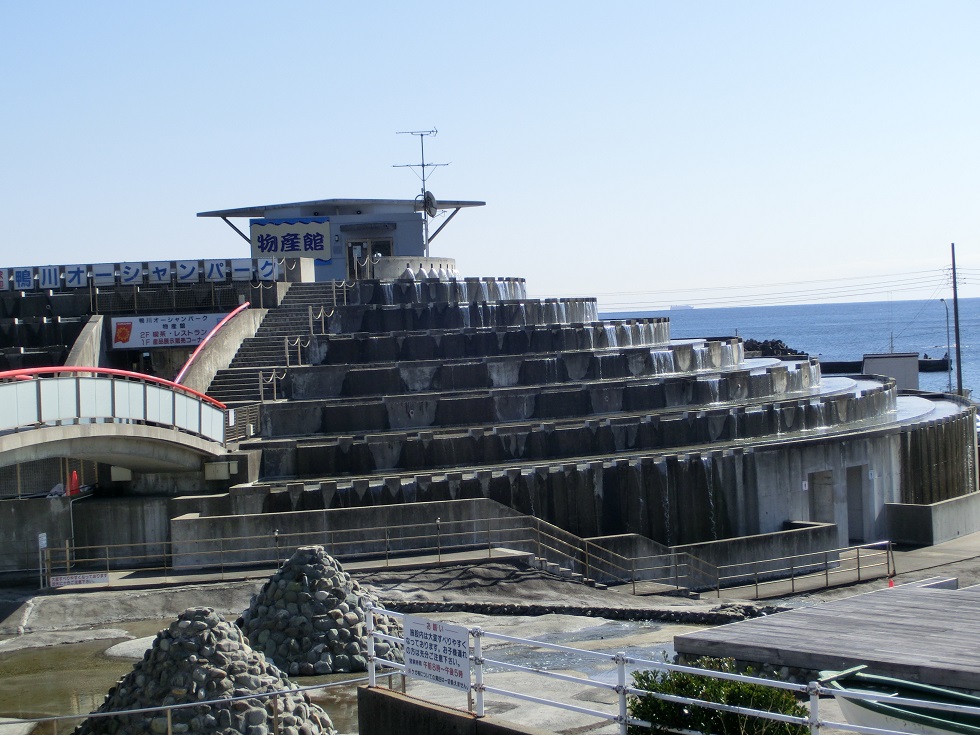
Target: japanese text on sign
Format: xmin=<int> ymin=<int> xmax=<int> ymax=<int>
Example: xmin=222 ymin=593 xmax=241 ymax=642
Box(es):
xmin=50 ymin=572 xmax=109 ymax=588
xmin=249 ymin=217 xmax=330 ymax=259
xmin=110 ymin=313 xmax=229 ymax=349
xmin=403 ymin=614 xmax=471 ymax=691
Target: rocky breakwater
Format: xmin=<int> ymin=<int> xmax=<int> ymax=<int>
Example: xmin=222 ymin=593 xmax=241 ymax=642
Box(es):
xmin=239 ymin=546 xmax=403 ymax=676
xmin=73 ymin=607 xmax=335 ymax=735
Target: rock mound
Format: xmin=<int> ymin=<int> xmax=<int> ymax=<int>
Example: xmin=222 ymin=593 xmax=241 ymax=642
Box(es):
xmin=239 ymin=545 xmax=403 ymax=676
xmin=73 ymin=606 xmax=335 ymax=735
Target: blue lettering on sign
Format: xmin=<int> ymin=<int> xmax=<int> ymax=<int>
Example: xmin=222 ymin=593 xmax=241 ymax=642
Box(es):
xmin=120 ymin=263 xmax=143 ymax=284
xmin=38 ymin=266 xmax=59 ymax=289
xmin=257 ymin=259 xmax=277 ymax=280
xmin=151 ymin=263 xmax=170 ymax=282
xmin=304 ymin=232 xmax=325 ymax=251
xmin=176 ymin=262 xmax=198 ymax=282
xmin=65 ymin=266 xmax=86 ymax=287
xmin=205 ymin=261 xmax=226 ymax=280
xmin=14 ymin=268 xmax=33 ymax=290
xmin=257 ymin=234 xmax=279 ymax=253
xmin=280 ymin=233 xmax=300 ymax=252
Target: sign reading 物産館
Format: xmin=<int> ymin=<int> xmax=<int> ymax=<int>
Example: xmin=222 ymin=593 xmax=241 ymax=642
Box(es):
xmin=403 ymin=614 xmax=471 ymax=691
xmin=111 ymin=313 xmax=228 ymax=349
xmin=250 ymin=218 xmax=331 ymax=259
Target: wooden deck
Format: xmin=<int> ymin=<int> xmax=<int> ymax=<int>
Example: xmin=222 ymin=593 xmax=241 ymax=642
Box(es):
xmin=674 ymin=581 xmax=980 ymax=691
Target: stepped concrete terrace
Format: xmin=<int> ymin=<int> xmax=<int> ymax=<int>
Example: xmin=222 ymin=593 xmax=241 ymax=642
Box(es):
xmin=200 ymin=274 xmax=979 ymax=552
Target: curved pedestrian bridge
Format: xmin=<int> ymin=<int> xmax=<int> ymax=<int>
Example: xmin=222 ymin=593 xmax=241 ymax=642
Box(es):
xmin=0 ymin=367 xmax=228 ymax=471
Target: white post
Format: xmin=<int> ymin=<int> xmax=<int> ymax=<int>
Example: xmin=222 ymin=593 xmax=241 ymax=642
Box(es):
xmin=808 ymin=680 xmax=820 ymax=735
xmin=366 ymin=603 xmax=376 ymax=687
xmin=473 ymin=628 xmax=485 ymax=718
xmin=616 ymin=652 xmax=628 ymax=735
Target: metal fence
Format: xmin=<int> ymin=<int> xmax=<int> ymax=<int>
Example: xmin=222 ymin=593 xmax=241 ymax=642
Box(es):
xmin=39 ymin=513 xmax=891 ymax=602
xmin=366 ymin=605 xmax=980 ymax=735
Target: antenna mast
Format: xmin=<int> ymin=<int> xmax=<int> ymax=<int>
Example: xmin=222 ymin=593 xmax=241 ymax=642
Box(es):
xmin=394 ymin=128 xmax=448 ymax=257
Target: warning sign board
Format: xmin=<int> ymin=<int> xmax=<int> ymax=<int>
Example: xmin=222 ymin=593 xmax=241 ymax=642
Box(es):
xmin=50 ymin=572 xmax=109 ymax=588
xmin=403 ymin=614 xmax=471 ymax=691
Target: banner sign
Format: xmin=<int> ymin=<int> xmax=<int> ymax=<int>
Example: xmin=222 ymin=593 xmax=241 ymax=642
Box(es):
xmin=0 ymin=259 xmax=282 ymax=290
xmin=250 ymin=217 xmax=331 ymax=259
xmin=403 ymin=614 xmax=470 ymax=692
xmin=111 ymin=313 xmax=228 ymax=349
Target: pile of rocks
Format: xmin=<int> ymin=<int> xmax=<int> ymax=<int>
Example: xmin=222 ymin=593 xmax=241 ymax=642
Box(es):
xmin=73 ymin=607 xmax=335 ymax=735
xmin=239 ymin=546 xmax=403 ymax=676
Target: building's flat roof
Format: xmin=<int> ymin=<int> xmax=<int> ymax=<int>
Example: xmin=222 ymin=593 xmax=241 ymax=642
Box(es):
xmin=197 ymin=198 xmax=485 ymax=218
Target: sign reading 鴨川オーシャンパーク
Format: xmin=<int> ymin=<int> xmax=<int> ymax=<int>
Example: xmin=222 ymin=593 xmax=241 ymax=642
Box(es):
xmin=250 ymin=217 xmax=331 ymax=259
xmin=111 ymin=313 xmax=229 ymax=349
xmin=0 ymin=259 xmax=284 ymax=289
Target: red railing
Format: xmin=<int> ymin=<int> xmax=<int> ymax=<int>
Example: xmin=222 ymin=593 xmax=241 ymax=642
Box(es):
xmin=174 ymin=301 xmax=251 ymax=385
xmin=0 ymin=366 xmax=227 ymax=410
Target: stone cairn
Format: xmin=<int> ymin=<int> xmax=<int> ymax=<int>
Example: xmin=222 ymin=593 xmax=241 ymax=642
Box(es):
xmin=239 ymin=545 xmax=403 ymax=676
xmin=73 ymin=606 xmax=335 ymax=735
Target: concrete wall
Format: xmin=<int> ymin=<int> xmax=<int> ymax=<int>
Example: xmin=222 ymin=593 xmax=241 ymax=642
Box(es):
xmin=887 ymin=492 xmax=980 ymax=545
xmin=863 ymin=354 xmax=919 ymax=390
xmin=170 ymin=498 xmax=523 ymax=568
xmin=358 ymin=686 xmax=555 ymax=735
xmin=671 ymin=522 xmax=840 ymax=588
xmin=178 ymin=308 xmax=268 ymax=394
xmin=64 ymin=314 xmax=106 ymax=367
xmin=0 ymin=496 xmax=72 ymax=574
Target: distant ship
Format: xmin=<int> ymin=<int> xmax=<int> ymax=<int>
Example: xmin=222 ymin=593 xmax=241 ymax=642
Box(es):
xmin=670 ymin=304 xmax=694 ymax=310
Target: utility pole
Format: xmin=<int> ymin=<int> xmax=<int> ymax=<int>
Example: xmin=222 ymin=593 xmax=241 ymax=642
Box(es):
xmin=394 ymin=128 xmax=448 ymax=258
xmin=952 ymin=243 xmax=963 ymax=396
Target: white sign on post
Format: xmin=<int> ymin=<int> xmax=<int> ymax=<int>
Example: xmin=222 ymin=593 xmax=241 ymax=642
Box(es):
xmin=403 ymin=614 xmax=471 ymax=691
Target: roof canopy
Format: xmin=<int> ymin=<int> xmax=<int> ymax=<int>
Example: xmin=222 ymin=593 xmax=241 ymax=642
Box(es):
xmin=198 ymin=198 xmax=485 ymax=219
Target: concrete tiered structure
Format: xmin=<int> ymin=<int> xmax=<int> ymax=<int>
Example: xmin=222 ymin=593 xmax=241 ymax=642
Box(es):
xmin=1 ymin=192 xmax=977 ymax=584
xmin=194 ymin=271 xmax=977 ymax=553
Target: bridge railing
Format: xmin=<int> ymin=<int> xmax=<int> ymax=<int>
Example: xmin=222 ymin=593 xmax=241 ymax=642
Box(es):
xmin=0 ymin=367 xmax=227 ymax=445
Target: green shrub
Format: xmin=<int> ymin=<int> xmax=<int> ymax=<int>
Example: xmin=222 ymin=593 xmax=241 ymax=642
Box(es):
xmin=628 ymin=656 xmax=808 ymax=735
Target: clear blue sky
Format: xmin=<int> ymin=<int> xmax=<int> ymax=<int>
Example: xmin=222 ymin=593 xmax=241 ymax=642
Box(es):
xmin=2 ymin=2 xmax=978 ymax=309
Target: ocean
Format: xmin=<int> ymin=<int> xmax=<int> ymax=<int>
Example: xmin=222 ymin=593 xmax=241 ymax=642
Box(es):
xmin=601 ymin=297 xmax=980 ymax=396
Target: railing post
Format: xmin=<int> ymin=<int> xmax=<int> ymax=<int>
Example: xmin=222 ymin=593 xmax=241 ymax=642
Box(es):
xmin=616 ymin=652 xmax=628 ymax=735
xmin=366 ymin=603 xmax=377 ymax=687
xmin=436 ymin=517 xmax=441 ymax=562
xmin=824 ymin=551 xmax=830 ymax=588
xmin=754 ymin=561 xmax=759 ymax=599
xmin=887 ymin=541 xmax=894 ymax=578
xmin=259 ymin=371 xmax=265 ymax=403
xmin=856 ymin=546 xmax=862 ymax=582
xmin=631 ymin=557 xmax=636 ymax=596
xmin=790 ymin=556 xmax=795 ymax=593
xmin=166 ymin=706 xmax=173 ymax=735
xmin=585 ymin=540 xmax=591 ymax=583
xmin=487 ymin=517 xmax=492 ymax=558
xmin=385 ymin=529 xmax=390 ymax=567
xmin=272 ymin=694 xmax=280 ymax=735
xmin=308 ymin=305 xmax=313 ymax=337
xmin=808 ymin=681 xmax=820 ymax=735
xmin=473 ymin=628 xmax=485 ymax=717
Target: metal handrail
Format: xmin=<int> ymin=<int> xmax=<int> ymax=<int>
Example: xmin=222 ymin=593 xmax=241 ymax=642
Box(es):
xmin=37 ymin=511 xmax=893 ymax=601
xmin=0 ymin=366 xmax=226 ymax=409
xmin=174 ymin=301 xmax=251 ymax=384
xmin=366 ymin=604 xmax=975 ymax=735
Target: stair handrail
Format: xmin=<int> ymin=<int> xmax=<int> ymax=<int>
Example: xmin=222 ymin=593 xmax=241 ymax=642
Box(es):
xmin=174 ymin=301 xmax=251 ymax=384
xmin=308 ymin=305 xmax=334 ymax=336
xmin=258 ymin=369 xmax=286 ymax=402
xmin=283 ymin=336 xmax=310 ymax=367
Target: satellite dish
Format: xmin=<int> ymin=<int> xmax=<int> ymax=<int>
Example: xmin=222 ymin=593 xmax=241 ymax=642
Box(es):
xmin=424 ymin=190 xmax=438 ymax=218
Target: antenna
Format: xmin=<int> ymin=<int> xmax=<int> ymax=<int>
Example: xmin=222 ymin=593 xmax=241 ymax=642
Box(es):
xmin=393 ymin=128 xmax=448 ymax=257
